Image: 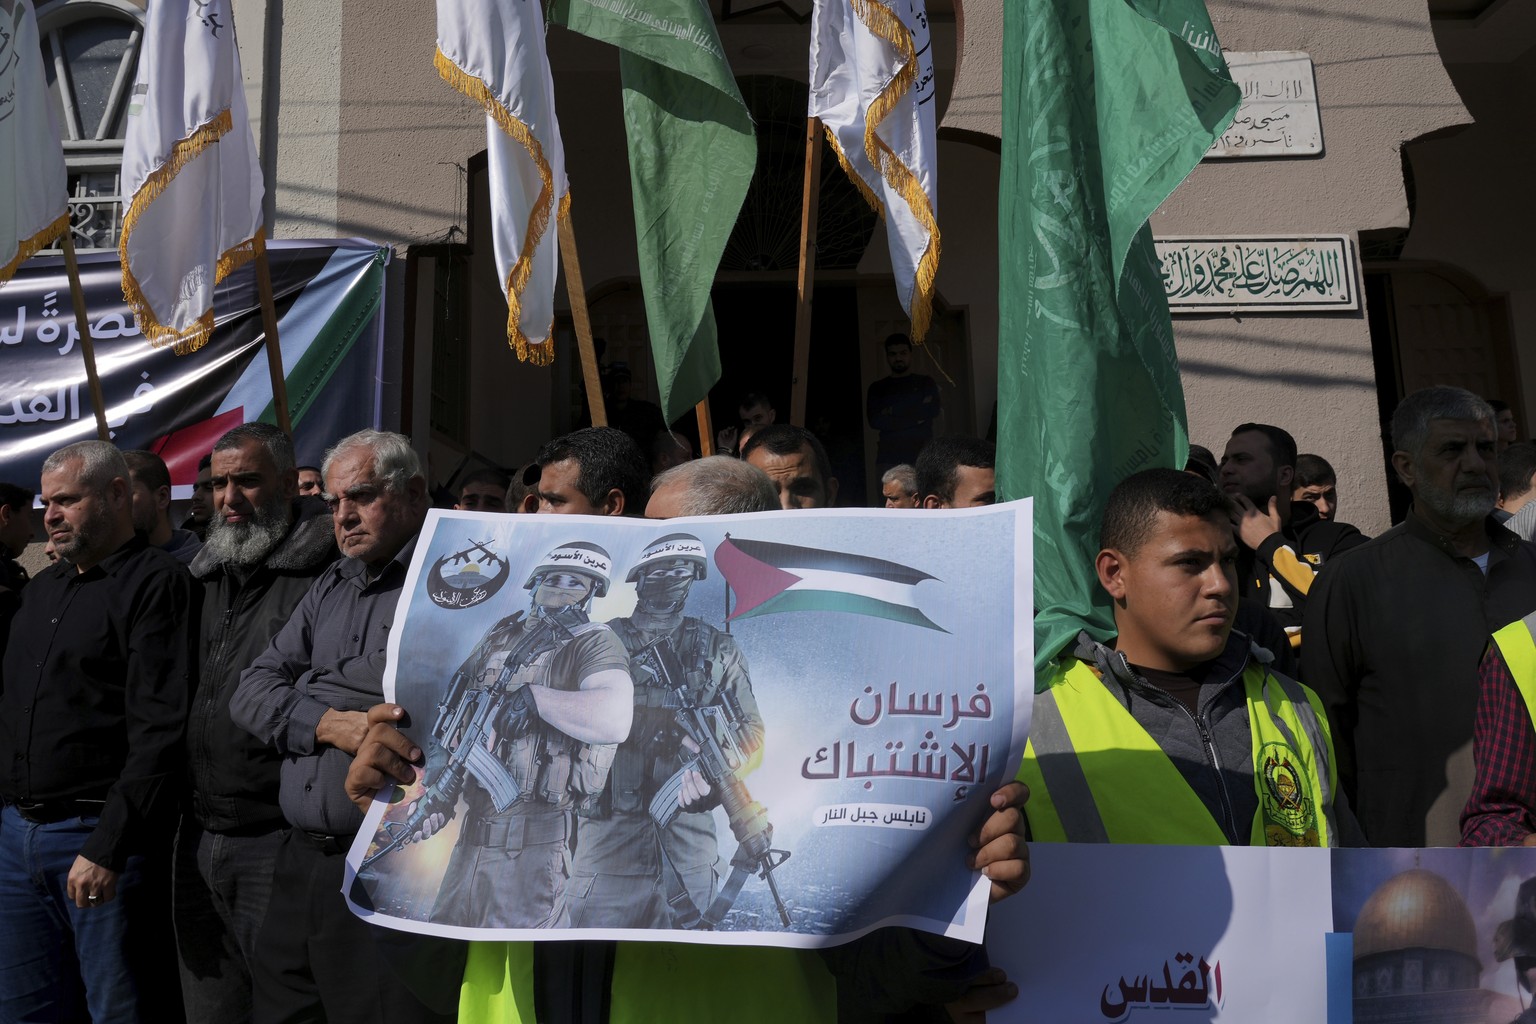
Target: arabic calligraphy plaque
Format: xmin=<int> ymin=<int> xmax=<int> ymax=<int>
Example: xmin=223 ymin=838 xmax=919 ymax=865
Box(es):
xmin=1156 ymin=235 xmax=1358 ymax=313
xmin=1205 ymin=51 xmax=1322 ymax=159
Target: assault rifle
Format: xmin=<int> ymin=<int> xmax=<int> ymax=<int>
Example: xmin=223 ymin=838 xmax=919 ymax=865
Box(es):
xmin=359 ymin=607 xmax=584 ymax=873
xmin=640 ymin=634 xmax=791 ymax=927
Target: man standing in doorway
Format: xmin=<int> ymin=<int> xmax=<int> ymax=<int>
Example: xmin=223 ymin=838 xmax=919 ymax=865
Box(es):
xmin=867 ymin=333 xmax=941 ymax=479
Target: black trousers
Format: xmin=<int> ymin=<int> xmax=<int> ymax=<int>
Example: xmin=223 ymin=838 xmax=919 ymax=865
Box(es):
xmin=250 ymin=829 xmax=463 ymax=1024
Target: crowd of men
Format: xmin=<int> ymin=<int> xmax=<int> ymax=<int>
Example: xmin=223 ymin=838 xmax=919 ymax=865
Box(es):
xmin=2 ymin=380 xmax=1536 ymax=1022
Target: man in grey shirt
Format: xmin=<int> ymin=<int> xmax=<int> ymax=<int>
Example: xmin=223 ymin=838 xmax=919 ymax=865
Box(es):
xmin=231 ymin=429 xmax=458 ymax=1024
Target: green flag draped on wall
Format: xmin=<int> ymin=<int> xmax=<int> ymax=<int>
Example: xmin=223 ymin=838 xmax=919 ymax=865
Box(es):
xmin=995 ymin=0 xmax=1240 ymax=678
xmin=549 ymin=0 xmax=755 ymax=423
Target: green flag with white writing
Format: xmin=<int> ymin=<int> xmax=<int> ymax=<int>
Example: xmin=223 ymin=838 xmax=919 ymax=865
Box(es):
xmin=996 ymin=0 xmax=1239 ymax=678
xmin=549 ymin=0 xmax=754 ymax=423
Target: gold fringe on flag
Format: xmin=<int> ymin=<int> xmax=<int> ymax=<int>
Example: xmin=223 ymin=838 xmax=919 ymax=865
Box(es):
xmin=0 ymin=212 xmax=70 ymax=286
xmin=118 ymin=108 xmax=259 ymax=355
xmin=849 ymin=0 xmax=942 ymax=343
xmin=435 ymin=47 xmax=559 ymax=366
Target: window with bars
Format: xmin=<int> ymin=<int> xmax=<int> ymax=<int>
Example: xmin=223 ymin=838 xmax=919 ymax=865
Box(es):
xmin=36 ymin=0 xmax=144 ymax=253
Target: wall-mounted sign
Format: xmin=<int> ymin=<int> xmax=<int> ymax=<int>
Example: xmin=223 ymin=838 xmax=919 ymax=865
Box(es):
xmin=1205 ymin=51 xmax=1322 ymax=159
xmin=1156 ymin=235 xmax=1358 ymax=312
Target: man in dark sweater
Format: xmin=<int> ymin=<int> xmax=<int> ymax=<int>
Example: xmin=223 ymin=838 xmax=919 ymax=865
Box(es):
xmin=175 ymin=423 xmax=338 ymax=1022
xmin=1303 ymin=386 xmax=1536 ymax=847
xmin=867 ymin=333 xmax=942 ymax=477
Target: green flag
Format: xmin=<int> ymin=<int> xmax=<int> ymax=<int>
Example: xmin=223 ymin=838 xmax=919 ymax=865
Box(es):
xmin=549 ymin=0 xmax=755 ymax=423
xmin=995 ymin=0 xmax=1239 ymax=678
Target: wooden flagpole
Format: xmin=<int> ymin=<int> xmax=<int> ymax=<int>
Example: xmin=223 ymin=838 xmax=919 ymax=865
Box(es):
xmin=252 ymin=231 xmax=294 ymax=438
xmin=696 ymin=400 xmax=715 ymax=456
xmin=58 ymin=233 xmax=110 ymax=442
xmin=557 ymin=214 xmax=608 ymax=428
xmin=789 ymin=115 xmax=823 ymax=428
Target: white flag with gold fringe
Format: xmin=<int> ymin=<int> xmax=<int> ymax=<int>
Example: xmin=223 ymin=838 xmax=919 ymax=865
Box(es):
xmin=119 ymin=0 xmax=263 ymax=353
xmin=810 ymin=0 xmax=940 ymax=341
xmin=0 ymin=0 xmax=69 ymax=285
xmin=436 ymin=0 xmax=567 ymax=364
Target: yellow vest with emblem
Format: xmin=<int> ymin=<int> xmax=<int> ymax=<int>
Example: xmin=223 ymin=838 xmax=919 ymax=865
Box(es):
xmin=1492 ymin=613 xmax=1536 ymax=728
xmin=456 ymin=941 xmax=837 ymax=1024
xmin=1017 ymin=654 xmax=1338 ymax=846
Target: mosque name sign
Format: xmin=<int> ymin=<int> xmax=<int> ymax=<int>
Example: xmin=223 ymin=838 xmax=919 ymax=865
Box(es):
xmin=1156 ymin=235 xmax=1359 ymax=313
xmin=1205 ymin=51 xmax=1323 ymax=159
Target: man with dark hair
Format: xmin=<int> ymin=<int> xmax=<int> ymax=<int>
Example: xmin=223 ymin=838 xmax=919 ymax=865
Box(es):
xmin=0 ymin=441 xmax=193 ymax=1021
xmin=527 ymin=426 xmax=650 ymax=516
xmin=123 ymin=449 xmax=203 ymax=564
xmin=1491 ymin=399 xmax=1519 ymax=454
xmin=650 ymin=429 xmax=693 ymax=476
xmin=183 ymin=453 xmax=215 ymax=540
xmin=1021 ymin=467 xmax=1358 ymax=848
xmin=741 ymin=424 xmax=839 ymax=510
xmin=1496 ymin=442 xmax=1536 ymax=529
xmin=231 ymin=429 xmax=457 ymax=1023
xmin=1219 ymin=423 xmax=1363 ymax=644
xmin=716 ymin=392 xmax=778 ymax=455
xmin=0 ymin=482 xmax=34 ymax=618
xmin=296 ymin=465 xmax=323 ymax=497
xmin=454 ymin=467 xmax=511 ymax=513
xmin=915 ymin=436 xmax=996 ymax=509
xmin=506 ymin=462 xmax=539 ymax=514
xmin=867 ymin=332 xmax=942 ymax=476
xmin=1304 ymin=386 xmax=1536 ymax=847
xmin=1292 ymin=454 xmax=1339 ymax=521
xmin=175 ymin=422 xmax=338 ymax=1022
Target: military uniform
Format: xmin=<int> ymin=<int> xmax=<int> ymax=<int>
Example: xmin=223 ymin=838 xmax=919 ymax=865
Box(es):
xmin=566 ymin=614 xmax=762 ymax=928
xmin=427 ymin=611 xmax=629 ymax=929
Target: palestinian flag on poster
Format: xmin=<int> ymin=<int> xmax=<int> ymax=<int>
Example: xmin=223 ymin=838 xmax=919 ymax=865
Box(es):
xmin=715 ymin=536 xmax=946 ymax=632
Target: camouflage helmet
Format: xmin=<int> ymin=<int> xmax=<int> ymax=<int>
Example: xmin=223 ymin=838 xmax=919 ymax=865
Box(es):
xmin=523 ymin=541 xmax=612 ymax=598
xmin=625 ymin=533 xmax=708 ymax=584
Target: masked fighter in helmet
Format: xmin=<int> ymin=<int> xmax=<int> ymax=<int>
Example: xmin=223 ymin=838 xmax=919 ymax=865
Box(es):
xmin=406 ymin=541 xmax=634 ymax=928
xmin=565 ymin=533 xmax=766 ymax=929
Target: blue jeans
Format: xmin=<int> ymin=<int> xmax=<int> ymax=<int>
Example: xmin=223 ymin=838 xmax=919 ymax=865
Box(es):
xmin=173 ymin=821 xmax=282 ymax=1024
xmin=0 ymin=805 xmax=147 ymax=1024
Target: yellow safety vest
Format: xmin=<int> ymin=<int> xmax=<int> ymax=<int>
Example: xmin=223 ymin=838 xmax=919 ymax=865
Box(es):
xmin=1492 ymin=613 xmax=1536 ymax=724
xmin=457 ymin=941 xmax=837 ymax=1024
xmin=1018 ymin=655 xmax=1337 ymax=847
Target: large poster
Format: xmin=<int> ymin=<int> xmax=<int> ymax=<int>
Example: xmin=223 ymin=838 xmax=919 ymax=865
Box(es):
xmin=345 ymin=503 xmax=1033 ymax=946
xmin=0 ymin=239 xmax=387 ymax=488
xmin=988 ymin=843 xmax=1536 ymax=1023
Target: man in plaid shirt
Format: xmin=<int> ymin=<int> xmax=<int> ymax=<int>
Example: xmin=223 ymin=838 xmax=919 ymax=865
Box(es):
xmin=1463 ymin=611 xmax=1536 ymax=846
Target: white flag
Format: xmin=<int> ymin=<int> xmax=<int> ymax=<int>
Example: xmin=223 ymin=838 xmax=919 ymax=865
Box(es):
xmin=810 ymin=0 xmax=941 ymax=341
xmin=120 ymin=0 xmax=263 ymax=353
xmin=0 ymin=0 xmax=68 ymax=285
xmin=437 ymin=0 xmax=567 ymax=364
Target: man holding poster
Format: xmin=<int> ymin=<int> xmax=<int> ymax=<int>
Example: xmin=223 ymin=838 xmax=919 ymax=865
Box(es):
xmin=1019 ymin=468 xmax=1361 ymax=847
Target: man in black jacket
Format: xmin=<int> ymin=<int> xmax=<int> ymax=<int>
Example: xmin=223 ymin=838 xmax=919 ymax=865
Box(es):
xmin=174 ymin=422 xmax=337 ymax=1022
xmin=1220 ymin=423 xmax=1366 ymax=650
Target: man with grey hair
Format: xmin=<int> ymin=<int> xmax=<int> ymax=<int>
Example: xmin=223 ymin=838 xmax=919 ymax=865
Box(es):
xmin=123 ymin=449 xmax=203 ymax=564
xmin=175 ymin=422 xmax=338 ymax=1022
xmin=0 ymin=440 xmax=193 ymax=1021
xmin=645 ymin=455 xmax=778 ymax=519
xmin=231 ymin=429 xmax=458 ymax=1023
xmin=881 ymin=464 xmax=920 ymax=508
xmin=1303 ymin=385 xmax=1536 ymax=847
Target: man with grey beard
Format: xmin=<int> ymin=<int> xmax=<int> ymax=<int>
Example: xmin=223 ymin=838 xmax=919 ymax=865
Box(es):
xmin=1303 ymin=386 xmax=1536 ymax=847
xmin=174 ymin=423 xmax=337 ymax=1022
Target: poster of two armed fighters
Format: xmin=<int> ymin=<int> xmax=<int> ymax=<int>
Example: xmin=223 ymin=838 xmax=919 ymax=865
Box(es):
xmin=345 ymin=504 xmax=1031 ymax=946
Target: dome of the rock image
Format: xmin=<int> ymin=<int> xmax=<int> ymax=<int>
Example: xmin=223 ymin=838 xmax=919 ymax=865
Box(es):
xmin=1353 ymin=869 xmax=1479 ymax=962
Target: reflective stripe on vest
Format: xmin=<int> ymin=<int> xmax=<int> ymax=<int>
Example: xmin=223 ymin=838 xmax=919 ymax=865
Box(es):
xmin=1019 ymin=657 xmax=1335 ymax=847
xmin=1492 ymin=613 xmax=1536 ymax=727
xmin=457 ymin=941 xmax=836 ymax=1024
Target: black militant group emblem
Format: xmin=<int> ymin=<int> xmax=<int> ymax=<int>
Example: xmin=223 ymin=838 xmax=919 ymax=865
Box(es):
xmin=427 ymin=538 xmax=510 ymax=610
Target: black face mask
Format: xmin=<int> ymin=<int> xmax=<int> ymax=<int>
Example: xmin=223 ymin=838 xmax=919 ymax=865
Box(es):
xmin=637 ymin=576 xmax=693 ymax=612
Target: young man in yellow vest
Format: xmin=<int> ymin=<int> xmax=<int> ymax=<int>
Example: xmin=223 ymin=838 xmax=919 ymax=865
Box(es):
xmin=1020 ymin=467 xmax=1359 ymax=847
xmin=1462 ymin=611 xmax=1536 ymax=846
